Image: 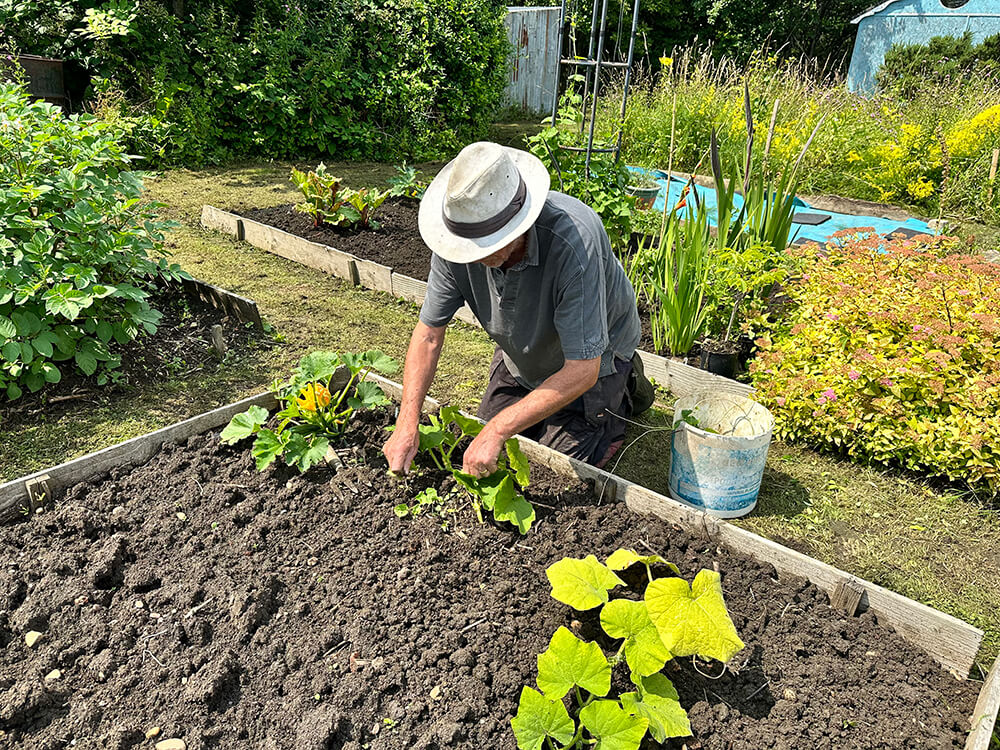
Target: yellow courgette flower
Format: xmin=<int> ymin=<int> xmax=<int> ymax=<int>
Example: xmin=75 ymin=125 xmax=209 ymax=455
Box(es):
xmin=297 ymin=382 xmax=331 ymax=412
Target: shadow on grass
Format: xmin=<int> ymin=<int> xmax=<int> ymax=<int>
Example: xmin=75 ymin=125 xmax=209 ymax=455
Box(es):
xmin=753 ymin=465 xmax=811 ymax=520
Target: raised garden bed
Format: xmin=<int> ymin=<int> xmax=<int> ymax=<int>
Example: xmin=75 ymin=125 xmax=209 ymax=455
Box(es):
xmin=201 ymin=205 xmax=751 ymax=401
xmin=0 ymin=278 xmax=265 ymax=431
xmin=1 ymin=379 xmax=997 ymax=749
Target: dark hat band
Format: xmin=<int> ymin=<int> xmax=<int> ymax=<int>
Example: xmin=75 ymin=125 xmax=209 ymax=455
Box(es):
xmin=442 ymin=174 xmax=527 ymax=239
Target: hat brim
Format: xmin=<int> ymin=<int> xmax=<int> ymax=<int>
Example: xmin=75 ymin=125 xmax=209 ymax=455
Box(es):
xmin=418 ymin=147 xmax=551 ymax=264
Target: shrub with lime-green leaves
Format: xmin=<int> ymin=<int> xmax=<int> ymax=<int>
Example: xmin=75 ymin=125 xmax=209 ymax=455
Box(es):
xmin=511 ymin=550 xmax=744 ymax=749
xmin=0 ymin=82 xmax=184 ymax=400
xmin=751 ymin=231 xmax=1000 ymax=494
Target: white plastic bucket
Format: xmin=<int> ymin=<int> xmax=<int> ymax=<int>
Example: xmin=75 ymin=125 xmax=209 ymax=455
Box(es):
xmin=668 ymin=391 xmax=774 ymax=518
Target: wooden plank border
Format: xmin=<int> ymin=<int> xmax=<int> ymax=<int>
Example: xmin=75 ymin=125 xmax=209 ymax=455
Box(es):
xmin=177 ymin=277 xmax=263 ymax=330
xmin=0 ymin=381 xmax=993 ymax=738
xmin=201 ymin=206 xmax=752 ymax=399
xmin=967 ymin=655 xmax=1000 ymax=750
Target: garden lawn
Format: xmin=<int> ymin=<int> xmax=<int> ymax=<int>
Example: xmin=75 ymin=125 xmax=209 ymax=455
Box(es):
xmin=1 ymin=160 xmax=998 ymax=672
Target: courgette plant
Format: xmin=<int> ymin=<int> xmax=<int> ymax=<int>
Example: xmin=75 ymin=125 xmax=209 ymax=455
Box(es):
xmin=414 ymin=406 xmax=535 ymax=535
xmin=221 ymin=350 xmax=398 ymax=473
xmin=511 ymin=550 xmax=744 ymax=749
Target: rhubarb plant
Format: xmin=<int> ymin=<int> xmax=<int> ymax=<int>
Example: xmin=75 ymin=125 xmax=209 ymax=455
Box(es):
xmin=415 ymin=406 xmax=535 ymax=535
xmin=290 ymin=164 xmax=346 ymax=228
xmin=221 ymin=350 xmax=398 ymax=473
xmin=511 ymin=549 xmax=744 ymax=749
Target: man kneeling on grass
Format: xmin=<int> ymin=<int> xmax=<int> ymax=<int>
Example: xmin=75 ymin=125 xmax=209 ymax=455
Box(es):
xmin=382 ymin=141 xmax=651 ymax=479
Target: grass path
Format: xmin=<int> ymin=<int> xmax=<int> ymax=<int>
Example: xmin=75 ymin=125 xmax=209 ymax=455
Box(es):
xmin=2 ymin=160 xmax=998 ymax=673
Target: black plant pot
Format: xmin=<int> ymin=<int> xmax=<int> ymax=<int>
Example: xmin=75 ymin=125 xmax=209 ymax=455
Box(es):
xmin=737 ymin=334 xmax=756 ymax=370
xmin=699 ymin=349 xmax=739 ymax=379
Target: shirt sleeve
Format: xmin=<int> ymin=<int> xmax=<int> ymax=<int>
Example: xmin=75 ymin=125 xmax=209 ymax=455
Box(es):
xmin=419 ymin=254 xmax=465 ymax=328
xmin=553 ymin=258 xmax=609 ymax=362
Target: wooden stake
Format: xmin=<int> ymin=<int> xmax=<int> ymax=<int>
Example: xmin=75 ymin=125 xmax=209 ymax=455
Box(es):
xmin=831 ymin=577 xmax=866 ymax=616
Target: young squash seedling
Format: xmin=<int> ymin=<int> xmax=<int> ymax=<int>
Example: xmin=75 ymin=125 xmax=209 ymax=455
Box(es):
xmin=221 ymin=350 xmax=398 ymax=473
xmin=511 ymin=549 xmax=744 ymax=749
xmin=393 ymin=487 xmax=459 ymax=530
xmin=412 ymin=406 xmax=535 ymax=535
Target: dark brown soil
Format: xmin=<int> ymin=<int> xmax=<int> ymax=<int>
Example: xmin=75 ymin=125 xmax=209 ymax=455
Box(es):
xmin=240 ymin=199 xmax=433 ymax=281
xmin=0 ymin=409 xmax=978 ymax=750
xmin=0 ymin=288 xmax=269 ymax=431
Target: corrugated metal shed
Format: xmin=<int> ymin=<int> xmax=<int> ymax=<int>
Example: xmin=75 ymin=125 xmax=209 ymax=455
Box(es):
xmin=847 ymin=0 xmax=1000 ymax=92
xmin=504 ymin=7 xmax=561 ymax=114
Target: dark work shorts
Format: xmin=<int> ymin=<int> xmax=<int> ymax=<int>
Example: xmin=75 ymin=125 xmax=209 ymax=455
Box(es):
xmin=477 ymin=348 xmax=633 ymax=468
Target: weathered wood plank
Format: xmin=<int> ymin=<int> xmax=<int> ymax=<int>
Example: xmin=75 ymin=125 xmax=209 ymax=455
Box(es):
xmin=241 ymin=217 xmax=358 ymax=283
xmin=200 ymin=205 xmax=242 ymax=238
xmin=636 ymin=349 xmax=753 ymax=398
xmin=391 ymin=273 xmax=429 ymax=305
xmin=0 ymin=393 xmax=277 ymax=524
xmin=354 ymin=257 xmax=394 ymax=293
xmin=454 ymin=304 xmax=479 ymax=326
xmin=715 ymin=522 xmax=982 ymax=677
xmin=179 ymin=277 xmax=263 ymax=330
xmin=966 ymin=655 xmax=1000 ymax=750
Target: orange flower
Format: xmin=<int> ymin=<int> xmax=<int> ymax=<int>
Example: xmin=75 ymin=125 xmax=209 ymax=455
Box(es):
xmin=297 ymin=382 xmax=331 ymax=412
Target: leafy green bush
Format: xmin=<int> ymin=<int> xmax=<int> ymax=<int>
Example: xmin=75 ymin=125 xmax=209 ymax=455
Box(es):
xmin=751 ymin=231 xmax=1000 ymax=494
xmin=0 ymin=82 xmax=184 ymax=400
xmin=878 ymin=32 xmax=1000 ymax=99
xmin=3 ymin=0 xmax=510 ymax=165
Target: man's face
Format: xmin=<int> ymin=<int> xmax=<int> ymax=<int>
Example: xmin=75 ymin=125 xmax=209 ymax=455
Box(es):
xmin=477 ymin=234 xmax=525 ymax=268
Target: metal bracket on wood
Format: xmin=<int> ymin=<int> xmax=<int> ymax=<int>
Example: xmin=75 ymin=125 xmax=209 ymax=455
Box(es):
xmin=24 ymin=474 xmax=52 ymax=515
xmin=831 ymin=577 xmax=866 ymax=616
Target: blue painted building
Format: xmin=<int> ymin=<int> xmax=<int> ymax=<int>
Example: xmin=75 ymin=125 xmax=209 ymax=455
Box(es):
xmin=847 ymin=0 xmax=1000 ymax=92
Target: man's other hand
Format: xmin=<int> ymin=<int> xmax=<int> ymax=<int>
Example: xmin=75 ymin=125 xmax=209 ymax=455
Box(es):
xmin=461 ymin=426 xmax=507 ymax=478
xmin=382 ymin=426 xmax=420 ymax=476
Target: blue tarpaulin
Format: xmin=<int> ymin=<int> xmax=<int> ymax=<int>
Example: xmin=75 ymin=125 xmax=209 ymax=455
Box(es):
xmin=628 ymin=167 xmax=933 ymax=244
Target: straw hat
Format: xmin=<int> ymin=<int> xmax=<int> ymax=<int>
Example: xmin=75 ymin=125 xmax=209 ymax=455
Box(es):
xmin=418 ymin=142 xmax=550 ymax=264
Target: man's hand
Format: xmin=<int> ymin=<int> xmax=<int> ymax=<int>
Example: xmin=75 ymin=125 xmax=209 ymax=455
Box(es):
xmin=461 ymin=425 xmax=507 ymax=478
xmin=382 ymin=425 xmax=420 ymax=476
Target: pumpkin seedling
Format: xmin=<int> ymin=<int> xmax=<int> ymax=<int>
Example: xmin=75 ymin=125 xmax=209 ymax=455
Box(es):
xmin=512 ymin=549 xmax=744 ymax=749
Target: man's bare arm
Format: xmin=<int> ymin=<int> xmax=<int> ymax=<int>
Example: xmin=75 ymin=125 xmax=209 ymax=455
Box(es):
xmin=461 ymin=357 xmax=601 ymax=477
xmin=382 ymin=321 xmax=447 ymax=474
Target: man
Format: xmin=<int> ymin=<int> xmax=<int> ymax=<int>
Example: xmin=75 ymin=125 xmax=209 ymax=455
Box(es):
xmin=382 ymin=141 xmax=649 ymax=479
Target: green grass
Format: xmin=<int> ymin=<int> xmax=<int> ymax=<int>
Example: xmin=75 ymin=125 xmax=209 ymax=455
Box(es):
xmin=2 ymin=160 xmax=998 ymax=676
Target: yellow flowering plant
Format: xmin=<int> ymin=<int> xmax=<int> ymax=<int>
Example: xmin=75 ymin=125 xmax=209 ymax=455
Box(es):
xmin=221 ymin=350 xmax=398 ymax=473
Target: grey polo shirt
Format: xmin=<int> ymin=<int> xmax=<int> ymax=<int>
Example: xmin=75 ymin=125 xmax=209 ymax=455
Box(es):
xmin=419 ymin=191 xmax=641 ymax=389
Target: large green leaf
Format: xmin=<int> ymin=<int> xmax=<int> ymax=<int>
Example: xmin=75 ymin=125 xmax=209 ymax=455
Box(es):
xmin=578 ymin=700 xmax=648 ymax=750
xmin=599 ymin=599 xmax=672 ymax=676
xmin=296 ymin=351 xmax=342 ymax=382
xmin=440 ymin=406 xmax=482 ymax=438
xmin=605 ymin=548 xmax=680 ymax=576
xmin=74 ymin=348 xmax=97 ymax=375
xmin=620 ymin=674 xmax=690 ymax=742
xmin=220 ymin=405 xmax=270 ymax=443
xmin=645 ymin=570 xmax=745 ymax=663
xmin=0 ymin=315 xmax=14 ymax=339
xmin=505 ymin=437 xmax=531 ymax=487
xmin=417 ymin=423 xmax=451 ymax=451
xmin=536 ymin=626 xmax=611 ymax=700
xmin=285 ymin=434 xmax=329 ymax=473
xmin=43 ymin=284 xmax=92 ymax=321
xmin=347 ymin=380 xmax=388 ymax=409
xmin=362 ymin=349 xmax=398 ymax=374
xmin=546 ymin=555 xmax=624 ymax=610
xmin=493 ymin=488 xmax=535 ymax=535
xmin=2 ymin=341 xmax=19 ymax=363
xmin=251 ymin=429 xmax=287 ymax=471
xmin=510 ymin=686 xmax=575 ymax=750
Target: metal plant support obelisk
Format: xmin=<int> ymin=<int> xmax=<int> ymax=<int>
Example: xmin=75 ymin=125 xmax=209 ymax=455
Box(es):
xmin=550 ymin=0 xmax=641 ymax=174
